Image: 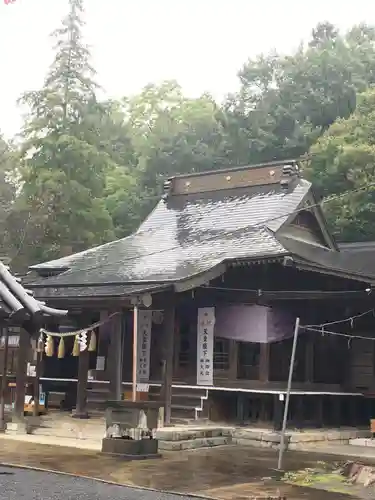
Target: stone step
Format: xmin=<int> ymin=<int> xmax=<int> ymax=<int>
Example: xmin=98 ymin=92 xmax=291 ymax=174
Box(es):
xmin=36 ymin=418 xmax=105 ymax=430
xmin=159 ymin=436 xmax=230 ymax=451
xmin=171 ymin=395 xmax=203 ymax=408
xmin=30 ymin=430 xmax=103 ymax=440
xmin=156 ymin=426 xmax=232 ymax=441
xmin=31 ymin=426 xmax=104 ymax=440
xmin=170 ymin=407 xmax=197 ymax=420
xmin=171 ymin=387 xmax=207 ymax=398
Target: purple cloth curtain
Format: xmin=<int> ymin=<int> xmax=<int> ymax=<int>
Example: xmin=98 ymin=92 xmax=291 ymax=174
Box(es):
xmin=214 ymin=305 xmax=296 ymax=343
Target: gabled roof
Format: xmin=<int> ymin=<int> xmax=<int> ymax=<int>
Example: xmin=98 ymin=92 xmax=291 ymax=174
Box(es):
xmin=279 ymin=236 xmax=375 ymax=282
xmin=0 ymin=260 xmax=67 ymax=323
xmin=27 ymin=161 xmax=316 ymax=297
xmin=27 ymin=159 xmax=375 ymax=299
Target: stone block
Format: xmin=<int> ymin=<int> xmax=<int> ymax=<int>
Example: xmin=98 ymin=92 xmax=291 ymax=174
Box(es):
xmin=101 ymin=438 xmax=160 ymax=459
xmin=158 ymin=436 xmax=230 ymax=451
xmin=156 ymin=427 xmax=226 ymax=441
xmin=6 ymin=421 xmax=30 ymax=435
xmin=261 ymin=432 xmax=283 ymax=444
xmin=232 ymin=429 xmax=263 ymax=441
xmin=289 ymin=433 xmax=323 ymax=443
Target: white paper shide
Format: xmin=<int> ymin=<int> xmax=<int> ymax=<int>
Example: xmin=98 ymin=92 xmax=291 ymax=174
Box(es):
xmin=197 ymin=307 xmax=215 ymax=386
xmin=137 ymin=310 xmax=152 ymax=382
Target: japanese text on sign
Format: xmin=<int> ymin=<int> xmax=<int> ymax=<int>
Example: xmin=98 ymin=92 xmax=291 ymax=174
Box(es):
xmin=197 ymin=307 xmax=215 ymax=386
xmin=136 ymin=310 xmax=152 ymax=383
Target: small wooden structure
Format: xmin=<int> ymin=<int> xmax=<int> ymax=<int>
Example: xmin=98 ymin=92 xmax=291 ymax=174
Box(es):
xmin=23 ymin=159 xmax=375 ymax=429
xmin=0 ymin=260 xmax=67 ymax=429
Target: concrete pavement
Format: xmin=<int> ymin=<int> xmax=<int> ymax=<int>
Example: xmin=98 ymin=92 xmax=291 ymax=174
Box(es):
xmin=0 ymin=466 xmax=199 ymax=500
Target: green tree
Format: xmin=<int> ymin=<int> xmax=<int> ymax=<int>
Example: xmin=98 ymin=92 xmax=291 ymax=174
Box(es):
xmin=225 ymin=22 xmax=375 ymax=165
xmin=0 ymin=135 xmax=17 ymax=260
xmin=123 ymin=81 xmax=229 ymax=219
xmin=305 ymin=88 xmax=375 ymax=242
xmin=13 ymin=0 xmax=115 ymax=264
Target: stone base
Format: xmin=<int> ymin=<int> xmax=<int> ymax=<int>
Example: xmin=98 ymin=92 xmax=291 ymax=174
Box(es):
xmin=101 ymin=437 xmax=160 ymax=460
xmin=6 ymin=421 xmax=30 ymax=435
xmin=71 ymin=411 xmax=89 ymax=419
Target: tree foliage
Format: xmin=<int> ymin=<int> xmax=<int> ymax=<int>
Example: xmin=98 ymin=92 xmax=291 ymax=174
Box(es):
xmin=6 ymin=16 xmax=375 ymax=267
xmin=12 ymin=0 xmax=115 ymax=265
xmin=224 ymin=22 xmax=375 ymax=165
xmin=0 ymin=136 xmax=17 ymax=260
xmin=121 ymin=81 xmax=229 ymax=219
xmin=306 ymin=89 xmax=375 ymax=242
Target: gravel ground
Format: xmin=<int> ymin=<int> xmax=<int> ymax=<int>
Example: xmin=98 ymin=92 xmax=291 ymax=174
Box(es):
xmin=0 ymin=466 xmax=197 ymax=500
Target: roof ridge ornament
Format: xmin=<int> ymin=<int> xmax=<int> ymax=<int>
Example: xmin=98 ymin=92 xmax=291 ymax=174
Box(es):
xmin=280 ymin=162 xmax=300 ymax=191
xmin=162 ymin=179 xmax=173 ymax=201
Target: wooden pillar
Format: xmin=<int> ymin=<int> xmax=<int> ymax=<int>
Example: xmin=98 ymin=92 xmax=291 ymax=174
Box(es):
xmin=316 ymin=396 xmax=324 ymax=428
xmin=273 ymin=394 xmax=283 ymax=431
xmin=73 ymin=345 xmax=90 ymax=419
xmin=259 ymin=343 xmax=270 ymax=382
xmin=295 ymin=396 xmax=304 ymax=429
xmin=228 ymin=341 xmax=238 ymax=381
xmin=161 ymin=296 xmax=175 ymax=425
xmin=0 ymin=328 xmax=9 ymax=429
xmin=32 ymin=350 xmax=42 ymax=417
xmin=237 ymin=393 xmax=245 ymax=423
xmin=108 ymin=313 xmax=123 ymax=401
xmin=305 ymin=335 xmax=314 ymax=383
xmin=14 ymin=329 xmax=30 ymax=421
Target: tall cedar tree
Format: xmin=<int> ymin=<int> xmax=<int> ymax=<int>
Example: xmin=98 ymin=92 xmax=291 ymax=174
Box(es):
xmin=0 ymin=135 xmax=17 ymax=261
xmin=15 ymin=0 xmax=115 ymax=264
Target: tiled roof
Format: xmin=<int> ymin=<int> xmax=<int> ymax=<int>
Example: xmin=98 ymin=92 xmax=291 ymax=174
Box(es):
xmin=0 ymin=260 xmax=67 ymax=322
xmin=29 ymin=283 xmax=172 ymax=300
xmin=280 ymin=236 xmax=375 ymax=282
xmin=28 ymin=176 xmax=311 ymax=294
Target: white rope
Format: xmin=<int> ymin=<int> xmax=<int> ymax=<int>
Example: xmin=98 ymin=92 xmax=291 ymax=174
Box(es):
xmin=39 ymin=312 xmax=120 ymax=338
xmin=304 ymin=308 xmax=374 ymax=328
xmin=302 ymin=325 xmax=375 ymax=341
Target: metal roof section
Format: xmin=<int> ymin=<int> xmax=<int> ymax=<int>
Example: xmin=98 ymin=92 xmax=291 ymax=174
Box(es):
xmin=27 ymin=161 xmax=309 ymax=296
xmin=279 ymin=236 xmax=375 ymax=283
xmin=0 ymin=260 xmax=67 ymax=322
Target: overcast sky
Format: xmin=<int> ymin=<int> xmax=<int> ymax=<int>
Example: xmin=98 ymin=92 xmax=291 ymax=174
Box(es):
xmin=0 ymin=0 xmax=374 ymax=138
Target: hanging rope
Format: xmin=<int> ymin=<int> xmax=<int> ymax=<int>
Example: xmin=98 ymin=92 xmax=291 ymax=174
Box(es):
xmin=72 ymin=335 xmax=80 ymax=356
xmin=301 ymin=325 xmax=375 ymax=342
xmin=88 ymin=330 xmax=96 ymax=352
xmin=39 ymin=312 xmax=119 ymax=338
xmin=304 ymin=308 xmax=374 ymax=329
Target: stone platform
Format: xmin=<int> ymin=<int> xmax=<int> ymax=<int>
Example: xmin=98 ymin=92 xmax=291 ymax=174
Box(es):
xmin=349 ymin=437 xmax=375 ymax=447
xmin=6 ymin=411 xmax=371 ymax=452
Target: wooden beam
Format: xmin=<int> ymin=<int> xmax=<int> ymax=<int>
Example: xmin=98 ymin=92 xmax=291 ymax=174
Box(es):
xmin=259 ymin=344 xmax=270 ymax=382
xmin=305 ymin=335 xmax=314 ymax=383
xmin=161 ymin=295 xmax=175 ymax=425
xmin=73 ymin=345 xmax=90 ymax=419
xmin=273 ymin=394 xmax=283 ymax=431
xmin=33 ymin=350 xmax=42 ymax=417
xmin=109 ymin=313 xmax=123 ymax=401
xmin=14 ymin=329 xmax=30 ymax=421
xmin=0 ymin=328 xmax=9 ymax=429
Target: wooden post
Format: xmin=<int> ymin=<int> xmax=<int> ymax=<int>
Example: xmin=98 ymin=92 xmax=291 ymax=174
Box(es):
xmin=305 ymin=334 xmax=314 ymax=383
xmin=73 ymin=344 xmax=90 ymax=419
xmin=162 ymin=296 xmax=175 ymax=425
xmin=33 ymin=350 xmax=42 ymax=417
xmin=108 ymin=313 xmax=123 ymax=401
xmin=0 ymin=329 xmax=9 ymax=430
xmin=237 ymin=393 xmax=245 ymax=423
xmin=132 ymin=306 xmax=138 ymax=401
xmin=273 ymin=394 xmax=283 ymax=431
xmin=317 ymin=396 xmax=324 ymax=428
xmin=14 ymin=329 xmax=30 ymax=422
xmin=259 ymin=343 xmax=270 ymax=382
